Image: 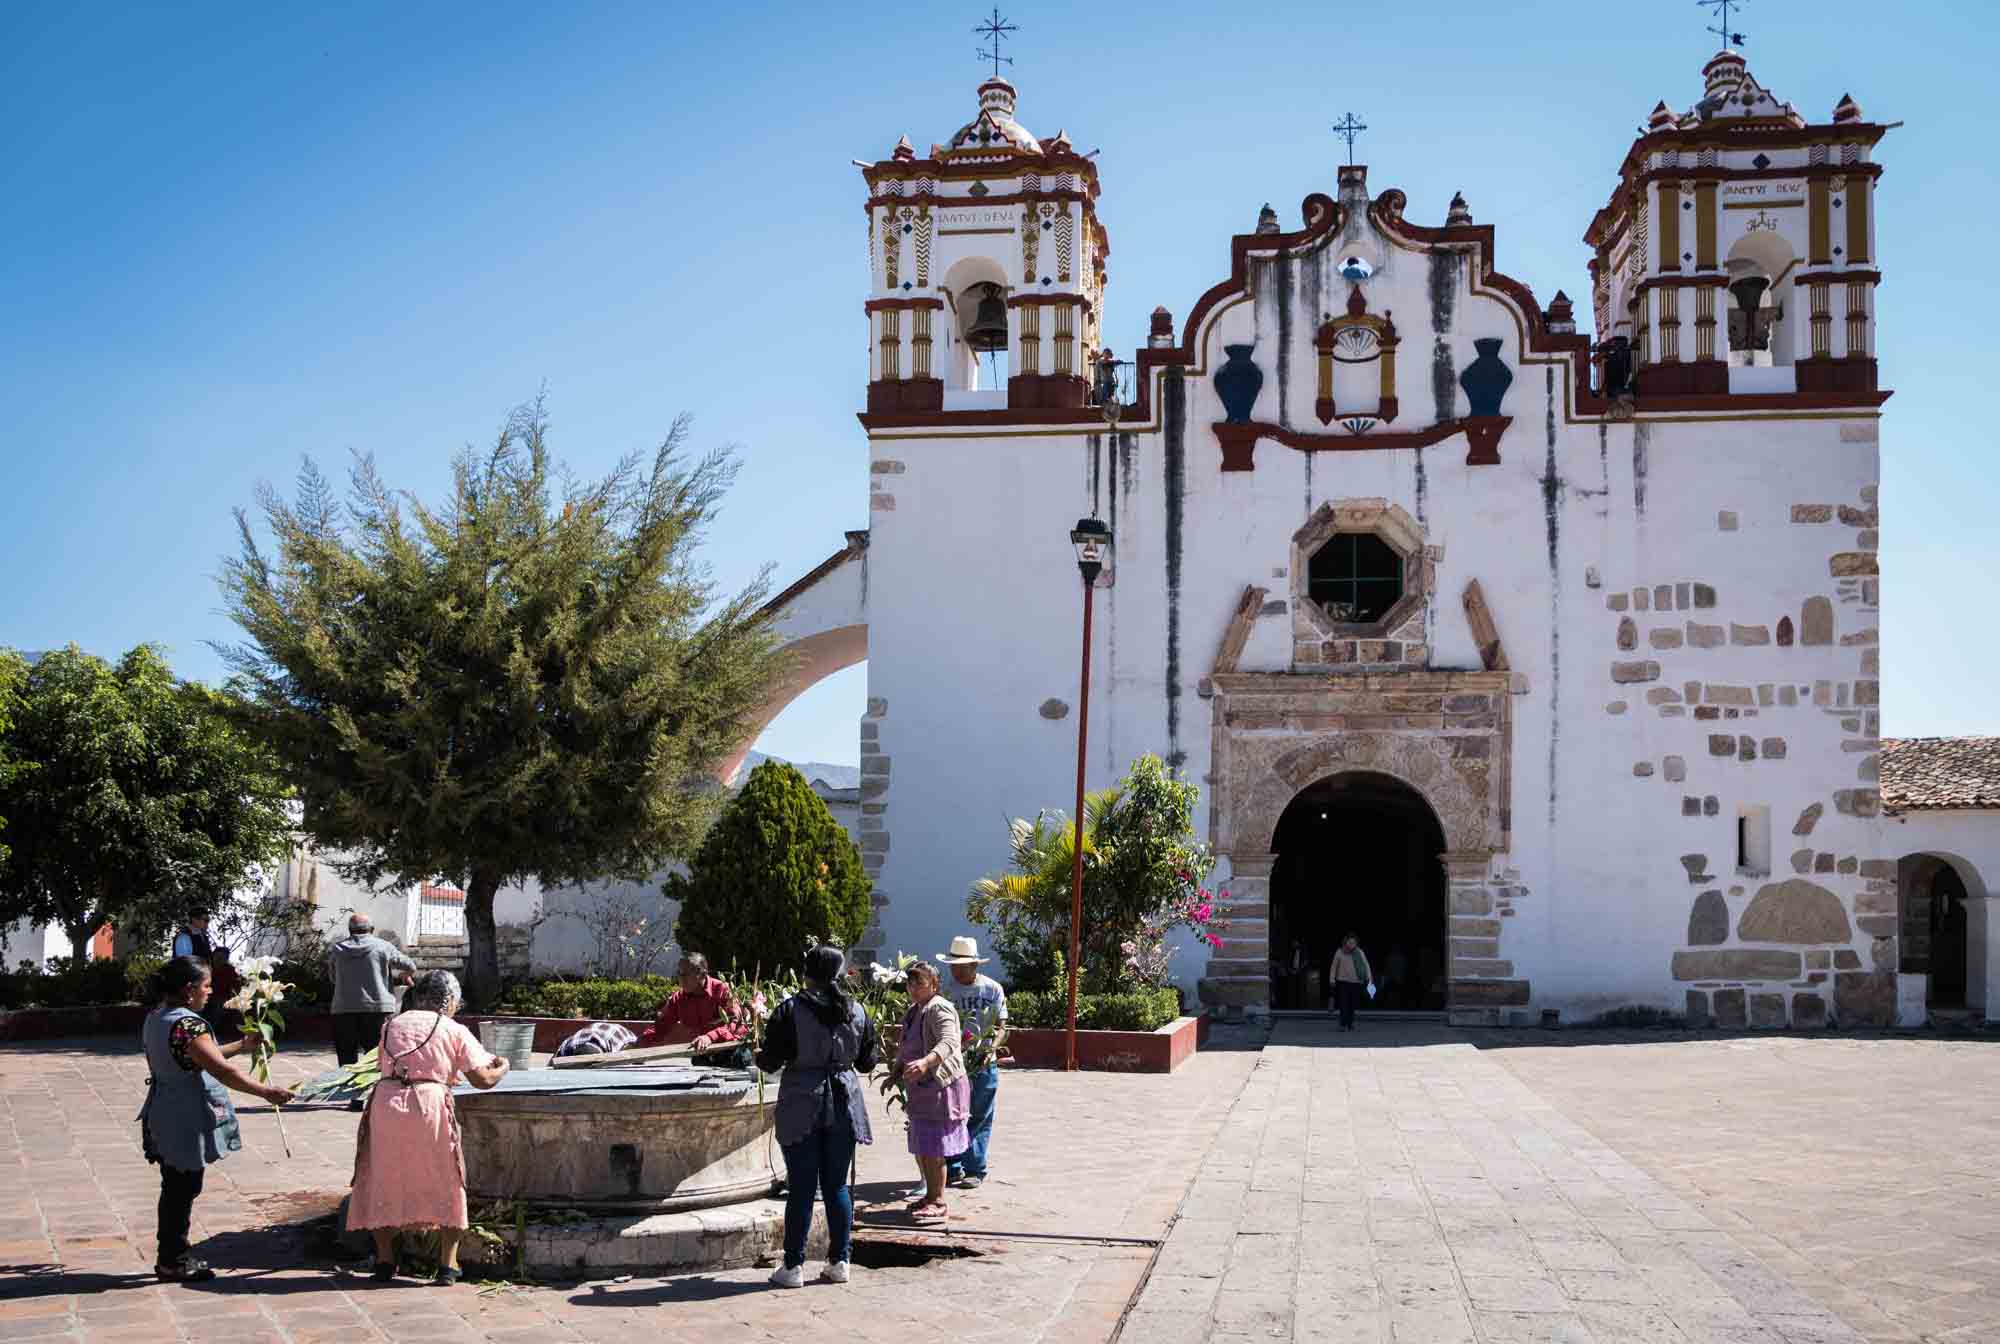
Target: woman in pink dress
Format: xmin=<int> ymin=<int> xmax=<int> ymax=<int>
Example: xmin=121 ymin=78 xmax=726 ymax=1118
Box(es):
xmin=349 ymin=970 xmax=509 ymax=1283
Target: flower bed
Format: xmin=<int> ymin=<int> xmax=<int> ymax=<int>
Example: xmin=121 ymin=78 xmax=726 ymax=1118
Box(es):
xmin=1002 ymin=1015 xmax=1207 ymax=1073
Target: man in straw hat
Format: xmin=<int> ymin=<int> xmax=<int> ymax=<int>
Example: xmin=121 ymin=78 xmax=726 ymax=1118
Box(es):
xmin=938 ymin=935 xmax=1006 ymax=1189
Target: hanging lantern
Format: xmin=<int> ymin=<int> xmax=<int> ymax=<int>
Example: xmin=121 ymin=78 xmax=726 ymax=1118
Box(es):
xmin=965 ymin=283 xmax=1009 ymax=352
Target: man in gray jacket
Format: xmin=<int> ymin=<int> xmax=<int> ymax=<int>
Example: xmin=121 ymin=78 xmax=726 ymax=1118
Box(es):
xmin=326 ymin=914 xmax=417 ymax=1078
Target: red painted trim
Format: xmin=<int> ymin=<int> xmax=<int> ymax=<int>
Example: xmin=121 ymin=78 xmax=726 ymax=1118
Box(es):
xmin=1006 ymin=294 xmax=1093 ymax=314
xmin=1793 ymin=270 xmax=1882 ymax=286
xmin=1006 ymin=372 xmax=1089 ymax=411
xmin=1213 ymin=416 xmax=1510 ymax=471
xmin=866 ymin=189 xmax=1095 ymax=212
xmin=857 ymin=404 xmax=1105 ymax=431
xmin=1000 ymin=1016 xmax=1204 ymax=1073
xmin=863 ymin=298 xmax=945 ymax=313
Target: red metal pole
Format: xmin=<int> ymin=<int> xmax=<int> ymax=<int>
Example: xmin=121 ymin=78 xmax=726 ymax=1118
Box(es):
xmin=1065 ymin=574 xmax=1095 ymax=1072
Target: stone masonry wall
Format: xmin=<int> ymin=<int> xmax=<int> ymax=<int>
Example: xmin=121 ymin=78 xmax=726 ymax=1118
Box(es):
xmin=1648 ymin=471 xmax=1891 ymax=1027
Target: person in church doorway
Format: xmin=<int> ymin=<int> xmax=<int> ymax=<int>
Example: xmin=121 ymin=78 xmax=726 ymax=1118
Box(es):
xmin=938 ymin=936 xmax=1006 ymax=1190
xmin=1331 ymin=933 xmax=1375 ymax=1032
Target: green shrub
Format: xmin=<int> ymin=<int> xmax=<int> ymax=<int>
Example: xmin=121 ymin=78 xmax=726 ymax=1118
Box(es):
xmin=274 ymin=956 xmax=332 ymax=1010
xmin=125 ymin=954 xmax=166 ymax=1003
xmin=1007 ymin=986 xmax=1181 ymax=1032
xmin=493 ymin=974 xmax=676 ymax=1021
xmin=968 ymin=753 xmax=1215 ymax=996
xmin=0 ymin=955 xmax=143 ymax=1009
xmin=670 ymin=761 xmax=870 ymax=978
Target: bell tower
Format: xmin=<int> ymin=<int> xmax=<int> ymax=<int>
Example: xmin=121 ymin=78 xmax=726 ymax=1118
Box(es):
xmin=1583 ymin=47 xmax=1889 ymax=403
xmin=858 ymin=75 xmax=1106 ymax=417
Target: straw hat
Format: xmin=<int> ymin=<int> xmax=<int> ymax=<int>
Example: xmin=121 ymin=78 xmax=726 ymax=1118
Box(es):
xmin=936 ymin=936 xmax=989 ymax=965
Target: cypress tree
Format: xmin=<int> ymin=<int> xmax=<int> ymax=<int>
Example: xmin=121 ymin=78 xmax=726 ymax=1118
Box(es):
xmin=670 ymin=760 xmax=870 ymax=976
xmin=217 ymin=400 xmax=785 ymax=1003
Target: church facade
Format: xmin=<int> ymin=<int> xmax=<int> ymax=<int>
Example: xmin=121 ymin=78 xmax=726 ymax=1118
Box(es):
xmin=765 ymin=51 xmax=1929 ymax=1026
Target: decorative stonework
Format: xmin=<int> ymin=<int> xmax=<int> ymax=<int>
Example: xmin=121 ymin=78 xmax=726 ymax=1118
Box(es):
xmin=1288 ymin=500 xmax=1433 ymax=670
xmin=1200 ymin=669 xmax=1515 ymax=1016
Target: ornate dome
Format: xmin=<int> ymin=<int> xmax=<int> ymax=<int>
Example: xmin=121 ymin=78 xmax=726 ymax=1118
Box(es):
xmin=946 ymin=78 xmax=1042 ymax=155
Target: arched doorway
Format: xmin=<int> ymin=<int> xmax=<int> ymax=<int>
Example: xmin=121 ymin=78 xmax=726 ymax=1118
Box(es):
xmin=1900 ymin=854 xmax=1973 ymax=1010
xmin=1268 ymin=772 xmax=1447 ymax=1013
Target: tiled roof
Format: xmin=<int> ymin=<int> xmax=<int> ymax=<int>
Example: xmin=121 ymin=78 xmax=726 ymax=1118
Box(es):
xmin=1880 ymin=737 xmax=2000 ymax=811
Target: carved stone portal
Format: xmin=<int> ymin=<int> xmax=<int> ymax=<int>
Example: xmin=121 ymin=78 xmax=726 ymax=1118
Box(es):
xmin=1200 ymin=669 xmax=1524 ymax=1021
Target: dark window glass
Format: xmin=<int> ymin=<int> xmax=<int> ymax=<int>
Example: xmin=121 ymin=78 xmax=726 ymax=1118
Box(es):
xmin=1307 ymin=533 xmax=1404 ymax=624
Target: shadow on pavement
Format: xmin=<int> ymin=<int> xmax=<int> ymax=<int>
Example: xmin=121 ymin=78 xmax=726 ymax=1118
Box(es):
xmin=561 ymin=1277 xmax=772 ymax=1305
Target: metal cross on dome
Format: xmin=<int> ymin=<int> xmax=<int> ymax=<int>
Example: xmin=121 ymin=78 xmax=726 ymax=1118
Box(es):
xmin=1699 ymin=0 xmax=1748 ymax=49
xmin=975 ymin=7 xmax=1018 ymax=80
xmin=1331 ymin=112 xmax=1367 ymax=166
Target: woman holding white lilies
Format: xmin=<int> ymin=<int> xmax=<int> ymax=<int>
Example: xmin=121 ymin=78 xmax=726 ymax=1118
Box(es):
xmin=348 ymin=970 xmax=509 ymax=1285
xmin=139 ymin=955 xmax=296 ymax=1281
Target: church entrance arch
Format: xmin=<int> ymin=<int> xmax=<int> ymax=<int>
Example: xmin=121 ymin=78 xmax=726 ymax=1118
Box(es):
xmin=1269 ymin=772 xmax=1447 ymax=1013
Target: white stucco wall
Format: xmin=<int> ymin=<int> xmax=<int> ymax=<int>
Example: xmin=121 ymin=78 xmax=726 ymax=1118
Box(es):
xmin=857 ymin=174 xmax=1894 ymax=1024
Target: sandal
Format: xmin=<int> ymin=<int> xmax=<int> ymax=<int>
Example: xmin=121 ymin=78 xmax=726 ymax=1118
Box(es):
xmin=156 ymin=1257 xmax=216 ymax=1283
xmin=909 ymin=1199 xmax=948 ymax=1220
xmin=432 ymin=1267 xmax=462 ymax=1287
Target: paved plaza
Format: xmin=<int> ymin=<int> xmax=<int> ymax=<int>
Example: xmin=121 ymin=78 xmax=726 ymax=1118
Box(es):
xmin=3 ymin=1023 xmax=1999 ymax=1343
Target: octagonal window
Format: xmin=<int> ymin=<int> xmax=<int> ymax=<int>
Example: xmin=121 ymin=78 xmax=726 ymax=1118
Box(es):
xmin=1307 ymin=533 xmax=1403 ymax=625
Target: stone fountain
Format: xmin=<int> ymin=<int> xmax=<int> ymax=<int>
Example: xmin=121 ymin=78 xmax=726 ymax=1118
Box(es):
xmin=454 ymin=1065 xmax=824 ymax=1276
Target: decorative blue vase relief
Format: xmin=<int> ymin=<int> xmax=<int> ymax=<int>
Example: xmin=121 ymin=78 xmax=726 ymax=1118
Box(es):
xmin=1214 ymin=344 xmax=1263 ymax=424
xmin=1458 ymin=338 xmax=1513 ymax=417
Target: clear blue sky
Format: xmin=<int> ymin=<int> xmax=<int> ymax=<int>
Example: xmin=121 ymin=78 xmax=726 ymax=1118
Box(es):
xmin=4 ymin=2 xmax=1993 ymax=766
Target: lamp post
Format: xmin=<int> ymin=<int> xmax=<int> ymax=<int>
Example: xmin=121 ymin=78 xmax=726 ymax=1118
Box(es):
xmin=1066 ymin=514 xmax=1112 ymax=1072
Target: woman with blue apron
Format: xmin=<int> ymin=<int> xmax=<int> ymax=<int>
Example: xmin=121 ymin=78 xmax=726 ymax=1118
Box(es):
xmin=138 ymin=955 xmax=295 ymax=1281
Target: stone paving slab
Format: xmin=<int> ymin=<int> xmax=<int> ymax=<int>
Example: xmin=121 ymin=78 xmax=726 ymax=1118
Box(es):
xmin=0 ymin=1036 xmax=1256 ymax=1344
xmin=1123 ymin=1021 xmax=1867 ymax=1344
xmin=1497 ymin=1031 xmax=2000 ymax=1343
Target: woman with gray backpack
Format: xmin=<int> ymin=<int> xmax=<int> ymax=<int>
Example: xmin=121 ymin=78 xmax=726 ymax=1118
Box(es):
xmin=754 ymin=944 xmax=878 ymax=1288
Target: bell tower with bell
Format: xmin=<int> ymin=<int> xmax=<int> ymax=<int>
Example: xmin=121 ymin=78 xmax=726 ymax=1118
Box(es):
xmin=858 ymin=22 xmax=1106 ymax=417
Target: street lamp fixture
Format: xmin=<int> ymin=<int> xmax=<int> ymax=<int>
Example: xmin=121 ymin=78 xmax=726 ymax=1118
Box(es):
xmin=1064 ymin=514 xmax=1113 ymax=1071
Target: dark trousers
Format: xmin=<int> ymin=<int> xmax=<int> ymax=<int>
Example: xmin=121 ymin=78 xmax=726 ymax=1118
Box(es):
xmin=779 ymin=1113 xmax=856 ymax=1268
xmin=333 ymin=1011 xmax=391 ymax=1066
xmin=157 ymin=1165 xmax=204 ymax=1266
xmin=1334 ymin=980 xmax=1365 ymax=1029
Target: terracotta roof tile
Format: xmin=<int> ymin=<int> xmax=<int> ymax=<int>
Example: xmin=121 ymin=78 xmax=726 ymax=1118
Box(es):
xmin=1880 ymin=736 xmax=2000 ymax=811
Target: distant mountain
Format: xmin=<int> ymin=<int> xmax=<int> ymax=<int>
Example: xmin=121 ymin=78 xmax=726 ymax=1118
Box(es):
xmin=740 ymin=750 xmax=861 ymax=791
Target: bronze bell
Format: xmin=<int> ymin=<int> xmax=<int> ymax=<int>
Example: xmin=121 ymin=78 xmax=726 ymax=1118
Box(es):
xmin=965 ymin=283 xmax=1009 ymax=352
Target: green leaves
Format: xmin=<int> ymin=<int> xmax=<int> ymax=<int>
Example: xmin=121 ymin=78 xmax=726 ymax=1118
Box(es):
xmin=214 ymin=400 xmax=787 ymax=1003
xmin=967 ymin=753 xmax=1212 ymax=995
xmin=669 ymin=760 xmax=870 ymax=979
xmin=0 ymin=644 xmax=293 ymax=953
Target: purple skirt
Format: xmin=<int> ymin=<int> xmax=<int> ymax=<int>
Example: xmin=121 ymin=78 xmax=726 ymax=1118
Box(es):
xmin=904 ymin=1075 xmax=971 ymax=1158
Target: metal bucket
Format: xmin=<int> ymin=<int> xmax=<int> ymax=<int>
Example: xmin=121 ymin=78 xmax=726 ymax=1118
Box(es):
xmin=478 ymin=1020 xmax=537 ymax=1071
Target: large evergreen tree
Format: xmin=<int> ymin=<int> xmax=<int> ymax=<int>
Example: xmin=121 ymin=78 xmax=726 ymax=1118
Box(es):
xmin=217 ymin=401 xmax=785 ymax=1002
xmin=671 ymin=760 xmax=871 ymax=976
xmin=0 ymin=650 xmax=25 ymax=866
xmin=0 ymin=645 xmax=293 ymax=956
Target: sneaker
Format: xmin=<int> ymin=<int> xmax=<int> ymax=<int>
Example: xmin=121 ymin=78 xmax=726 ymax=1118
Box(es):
xmin=348 ymin=1099 xmax=365 ymax=1112
xmin=951 ymin=1174 xmax=984 ymax=1190
xmin=817 ymin=1261 xmax=850 ymax=1284
xmin=768 ymin=1263 xmax=805 ymax=1289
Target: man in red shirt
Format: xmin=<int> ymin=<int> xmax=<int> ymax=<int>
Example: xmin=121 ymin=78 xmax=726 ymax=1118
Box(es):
xmin=637 ymin=953 xmax=745 ymax=1052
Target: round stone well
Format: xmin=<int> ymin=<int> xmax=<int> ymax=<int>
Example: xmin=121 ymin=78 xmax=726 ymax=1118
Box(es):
xmin=454 ymin=1065 xmax=823 ymax=1276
